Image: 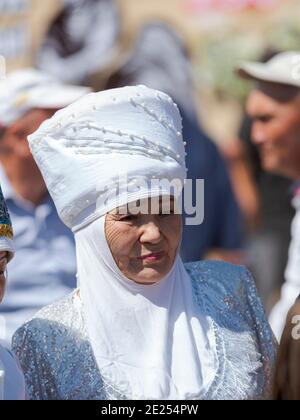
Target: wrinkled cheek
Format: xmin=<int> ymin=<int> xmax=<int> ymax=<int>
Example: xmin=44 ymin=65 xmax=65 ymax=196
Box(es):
xmin=117 ymin=255 xmax=135 ymax=275
xmin=127 ymin=260 xmax=141 ymax=275
xmin=116 ymin=261 xmax=125 ymax=275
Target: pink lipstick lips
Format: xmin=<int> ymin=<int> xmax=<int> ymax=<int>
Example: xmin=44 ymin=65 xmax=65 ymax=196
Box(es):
xmin=138 ymin=251 xmax=165 ymax=262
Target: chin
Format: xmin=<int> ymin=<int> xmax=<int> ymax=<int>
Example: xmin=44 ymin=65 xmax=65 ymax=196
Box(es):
xmin=133 ymin=267 xmax=166 ymax=285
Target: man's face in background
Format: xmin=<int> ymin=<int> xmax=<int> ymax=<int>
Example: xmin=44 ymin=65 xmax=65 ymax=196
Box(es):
xmin=247 ymin=82 xmax=300 ymax=180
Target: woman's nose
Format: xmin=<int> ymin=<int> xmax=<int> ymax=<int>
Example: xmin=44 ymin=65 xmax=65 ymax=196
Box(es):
xmin=140 ymin=221 xmax=162 ymax=244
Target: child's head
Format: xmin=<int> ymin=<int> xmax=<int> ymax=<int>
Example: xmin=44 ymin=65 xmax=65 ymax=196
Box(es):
xmin=273 ymin=297 xmax=300 ymax=400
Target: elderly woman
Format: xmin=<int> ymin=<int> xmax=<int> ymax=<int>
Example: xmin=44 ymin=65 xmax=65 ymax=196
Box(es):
xmin=13 ymin=86 xmax=275 ymax=400
xmin=0 ymin=186 xmax=25 ymax=400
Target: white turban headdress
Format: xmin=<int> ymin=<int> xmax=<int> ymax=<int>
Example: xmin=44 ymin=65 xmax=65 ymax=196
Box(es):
xmin=28 ymin=85 xmax=187 ymax=231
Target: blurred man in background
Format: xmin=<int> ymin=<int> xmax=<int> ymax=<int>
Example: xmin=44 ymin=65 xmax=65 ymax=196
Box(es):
xmin=0 ymin=68 xmax=90 ymax=344
xmin=238 ymin=51 xmax=300 ymax=340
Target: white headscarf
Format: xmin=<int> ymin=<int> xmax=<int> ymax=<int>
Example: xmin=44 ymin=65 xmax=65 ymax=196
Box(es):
xmin=75 ymin=215 xmax=216 ymax=399
xmin=28 ymin=85 xmax=217 ymax=399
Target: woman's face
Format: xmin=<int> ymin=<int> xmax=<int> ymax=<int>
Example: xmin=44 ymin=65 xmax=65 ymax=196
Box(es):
xmin=105 ymin=196 xmax=182 ymax=284
xmin=0 ymin=252 xmax=7 ymax=303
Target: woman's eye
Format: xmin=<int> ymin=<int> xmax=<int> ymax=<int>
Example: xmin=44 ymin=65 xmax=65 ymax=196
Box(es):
xmin=120 ymin=215 xmax=136 ymax=221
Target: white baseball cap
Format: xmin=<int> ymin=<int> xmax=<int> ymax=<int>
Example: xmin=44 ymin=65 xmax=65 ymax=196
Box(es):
xmin=0 ymin=68 xmax=91 ymax=127
xmin=237 ymin=51 xmax=300 ymax=88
